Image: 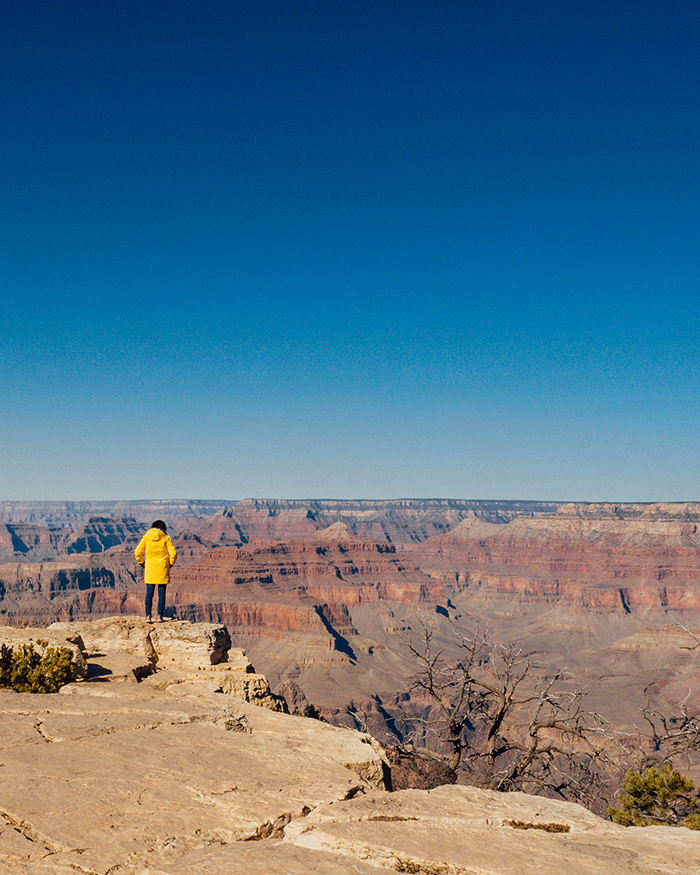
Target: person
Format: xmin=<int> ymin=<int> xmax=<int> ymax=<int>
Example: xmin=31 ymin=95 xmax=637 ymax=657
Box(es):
xmin=135 ymin=519 xmax=177 ymax=623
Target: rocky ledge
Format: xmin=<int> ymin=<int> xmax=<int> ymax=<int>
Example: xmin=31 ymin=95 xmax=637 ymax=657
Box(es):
xmin=0 ymin=618 xmax=698 ymax=874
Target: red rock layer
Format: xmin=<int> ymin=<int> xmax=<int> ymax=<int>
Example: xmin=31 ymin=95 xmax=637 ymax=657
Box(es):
xmin=0 ymin=557 xmax=142 ymax=625
xmin=409 ymin=508 xmax=700 ymax=613
xmin=64 ymin=517 xmax=145 ymax=554
xmin=0 ymin=523 xmax=69 ymax=558
xmin=167 ymin=530 xmax=446 ymax=654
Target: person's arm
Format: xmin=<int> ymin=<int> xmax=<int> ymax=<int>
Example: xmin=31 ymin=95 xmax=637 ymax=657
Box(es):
xmin=167 ymin=536 xmax=177 ymax=567
xmin=135 ymin=536 xmax=146 ymax=566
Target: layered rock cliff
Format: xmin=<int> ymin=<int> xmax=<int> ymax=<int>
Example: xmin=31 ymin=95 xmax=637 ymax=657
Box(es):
xmin=167 ymin=525 xmax=445 ymax=670
xmin=0 ymin=557 xmax=141 ymax=625
xmin=409 ymin=505 xmax=700 ymax=612
xmin=0 ymin=499 xmax=231 ymax=527
xmin=0 ymin=517 xmax=145 ymax=564
xmin=219 ymin=498 xmax=561 ymax=545
xmin=0 ymin=498 xmax=562 ymax=545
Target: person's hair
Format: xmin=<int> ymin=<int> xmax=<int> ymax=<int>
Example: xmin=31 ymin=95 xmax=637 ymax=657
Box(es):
xmin=151 ymin=519 xmax=167 ymax=532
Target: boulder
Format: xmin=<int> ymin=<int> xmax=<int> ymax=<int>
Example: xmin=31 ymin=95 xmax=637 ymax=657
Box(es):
xmin=49 ymin=616 xmax=285 ymax=709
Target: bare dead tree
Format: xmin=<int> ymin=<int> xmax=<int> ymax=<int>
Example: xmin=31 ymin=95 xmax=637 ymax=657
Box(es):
xmin=630 ymin=697 xmax=700 ymax=772
xmin=405 ymin=626 xmax=610 ymax=804
xmin=406 ymin=624 xmax=489 ymax=771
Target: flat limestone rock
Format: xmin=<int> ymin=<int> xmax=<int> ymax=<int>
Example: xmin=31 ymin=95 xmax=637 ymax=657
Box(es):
xmin=91 ymin=783 xmax=700 ymax=875
xmin=146 ymin=839 xmax=392 ymax=874
xmin=84 ymin=650 xmax=156 ymax=682
xmin=0 ymin=678 xmax=387 ymax=874
xmin=283 ymin=785 xmax=700 ymax=875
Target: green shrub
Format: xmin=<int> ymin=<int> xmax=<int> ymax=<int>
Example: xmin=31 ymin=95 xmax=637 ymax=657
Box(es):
xmin=0 ymin=639 xmax=73 ymax=693
xmin=684 ymin=813 xmax=700 ymax=831
xmin=609 ymin=765 xmax=700 ymax=829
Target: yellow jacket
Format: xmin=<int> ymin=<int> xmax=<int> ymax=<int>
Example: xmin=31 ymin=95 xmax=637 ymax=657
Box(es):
xmin=135 ymin=528 xmax=177 ymax=585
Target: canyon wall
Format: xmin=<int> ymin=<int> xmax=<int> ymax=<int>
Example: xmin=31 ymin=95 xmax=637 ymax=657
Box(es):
xmin=0 ymin=499 xmax=231 ymax=527
xmin=0 ymin=498 xmax=562 ymax=544
xmin=408 ymin=505 xmax=700 ymax=612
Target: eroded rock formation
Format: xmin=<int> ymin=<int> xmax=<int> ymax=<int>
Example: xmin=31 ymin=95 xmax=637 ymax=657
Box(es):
xmin=0 ymin=557 xmax=141 ymax=625
xmin=217 ymin=498 xmax=560 ymax=545
xmin=0 ymin=498 xmax=561 ymax=545
xmin=63 ymin=516 xmax=144 ymax=554
xmin=409 ymin=505 xmax=700 ymax=612
xmin=166 ymin=526 xmax=445 ymax=663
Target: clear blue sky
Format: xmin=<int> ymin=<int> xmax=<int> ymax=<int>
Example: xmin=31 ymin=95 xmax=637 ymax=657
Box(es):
xmin=2 ymin=0 xmax=699 ymax=501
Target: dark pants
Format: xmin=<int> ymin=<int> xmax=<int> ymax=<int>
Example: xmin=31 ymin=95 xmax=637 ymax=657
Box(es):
xmin=145 ymin=584 xmax=167 ymax=619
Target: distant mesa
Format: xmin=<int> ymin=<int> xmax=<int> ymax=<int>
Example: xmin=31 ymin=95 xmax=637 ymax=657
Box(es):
xmin=0 ymin=497 xmax=562 ymax=545
xmin=313 ymin=521 xmax=353 ymax=541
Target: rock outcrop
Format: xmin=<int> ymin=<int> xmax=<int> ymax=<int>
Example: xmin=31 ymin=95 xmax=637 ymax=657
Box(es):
xmin=0 ymin=621 xmax=388 ymax=873
xmin=0 ymin=617 xmax=698 ymax=874
xmin=45 ymin=616 xmax=287 ymax=710
xmin=0 ymin=625 xmax=88 ymax=679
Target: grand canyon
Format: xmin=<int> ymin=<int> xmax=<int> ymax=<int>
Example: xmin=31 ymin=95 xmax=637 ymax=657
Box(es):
xmin=2 ymin=497 xmax=700 ymax=777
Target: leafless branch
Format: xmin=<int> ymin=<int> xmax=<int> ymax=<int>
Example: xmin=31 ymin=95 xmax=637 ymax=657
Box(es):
xmin=404 ymin=625 xmax=611 ymax=803
xmin=635 ymin=696 xmax=700 ymax=770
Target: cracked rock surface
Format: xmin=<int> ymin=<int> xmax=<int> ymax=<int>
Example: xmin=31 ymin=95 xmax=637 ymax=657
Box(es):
xmin=1 ymin=618 xmax=700 ymax=874
xmin=149 ymin=785 xmax=700 ymax=874
xmin=0 ymin=618 xmax=386 ymax=874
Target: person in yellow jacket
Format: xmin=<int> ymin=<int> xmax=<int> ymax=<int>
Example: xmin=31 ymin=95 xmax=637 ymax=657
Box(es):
xmin=135 ymin=520 xmax=177 ymax=623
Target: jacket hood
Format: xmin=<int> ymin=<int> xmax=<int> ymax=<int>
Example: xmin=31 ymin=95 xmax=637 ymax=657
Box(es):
xmin=145 ymin=528 xmax=168 ymax=542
